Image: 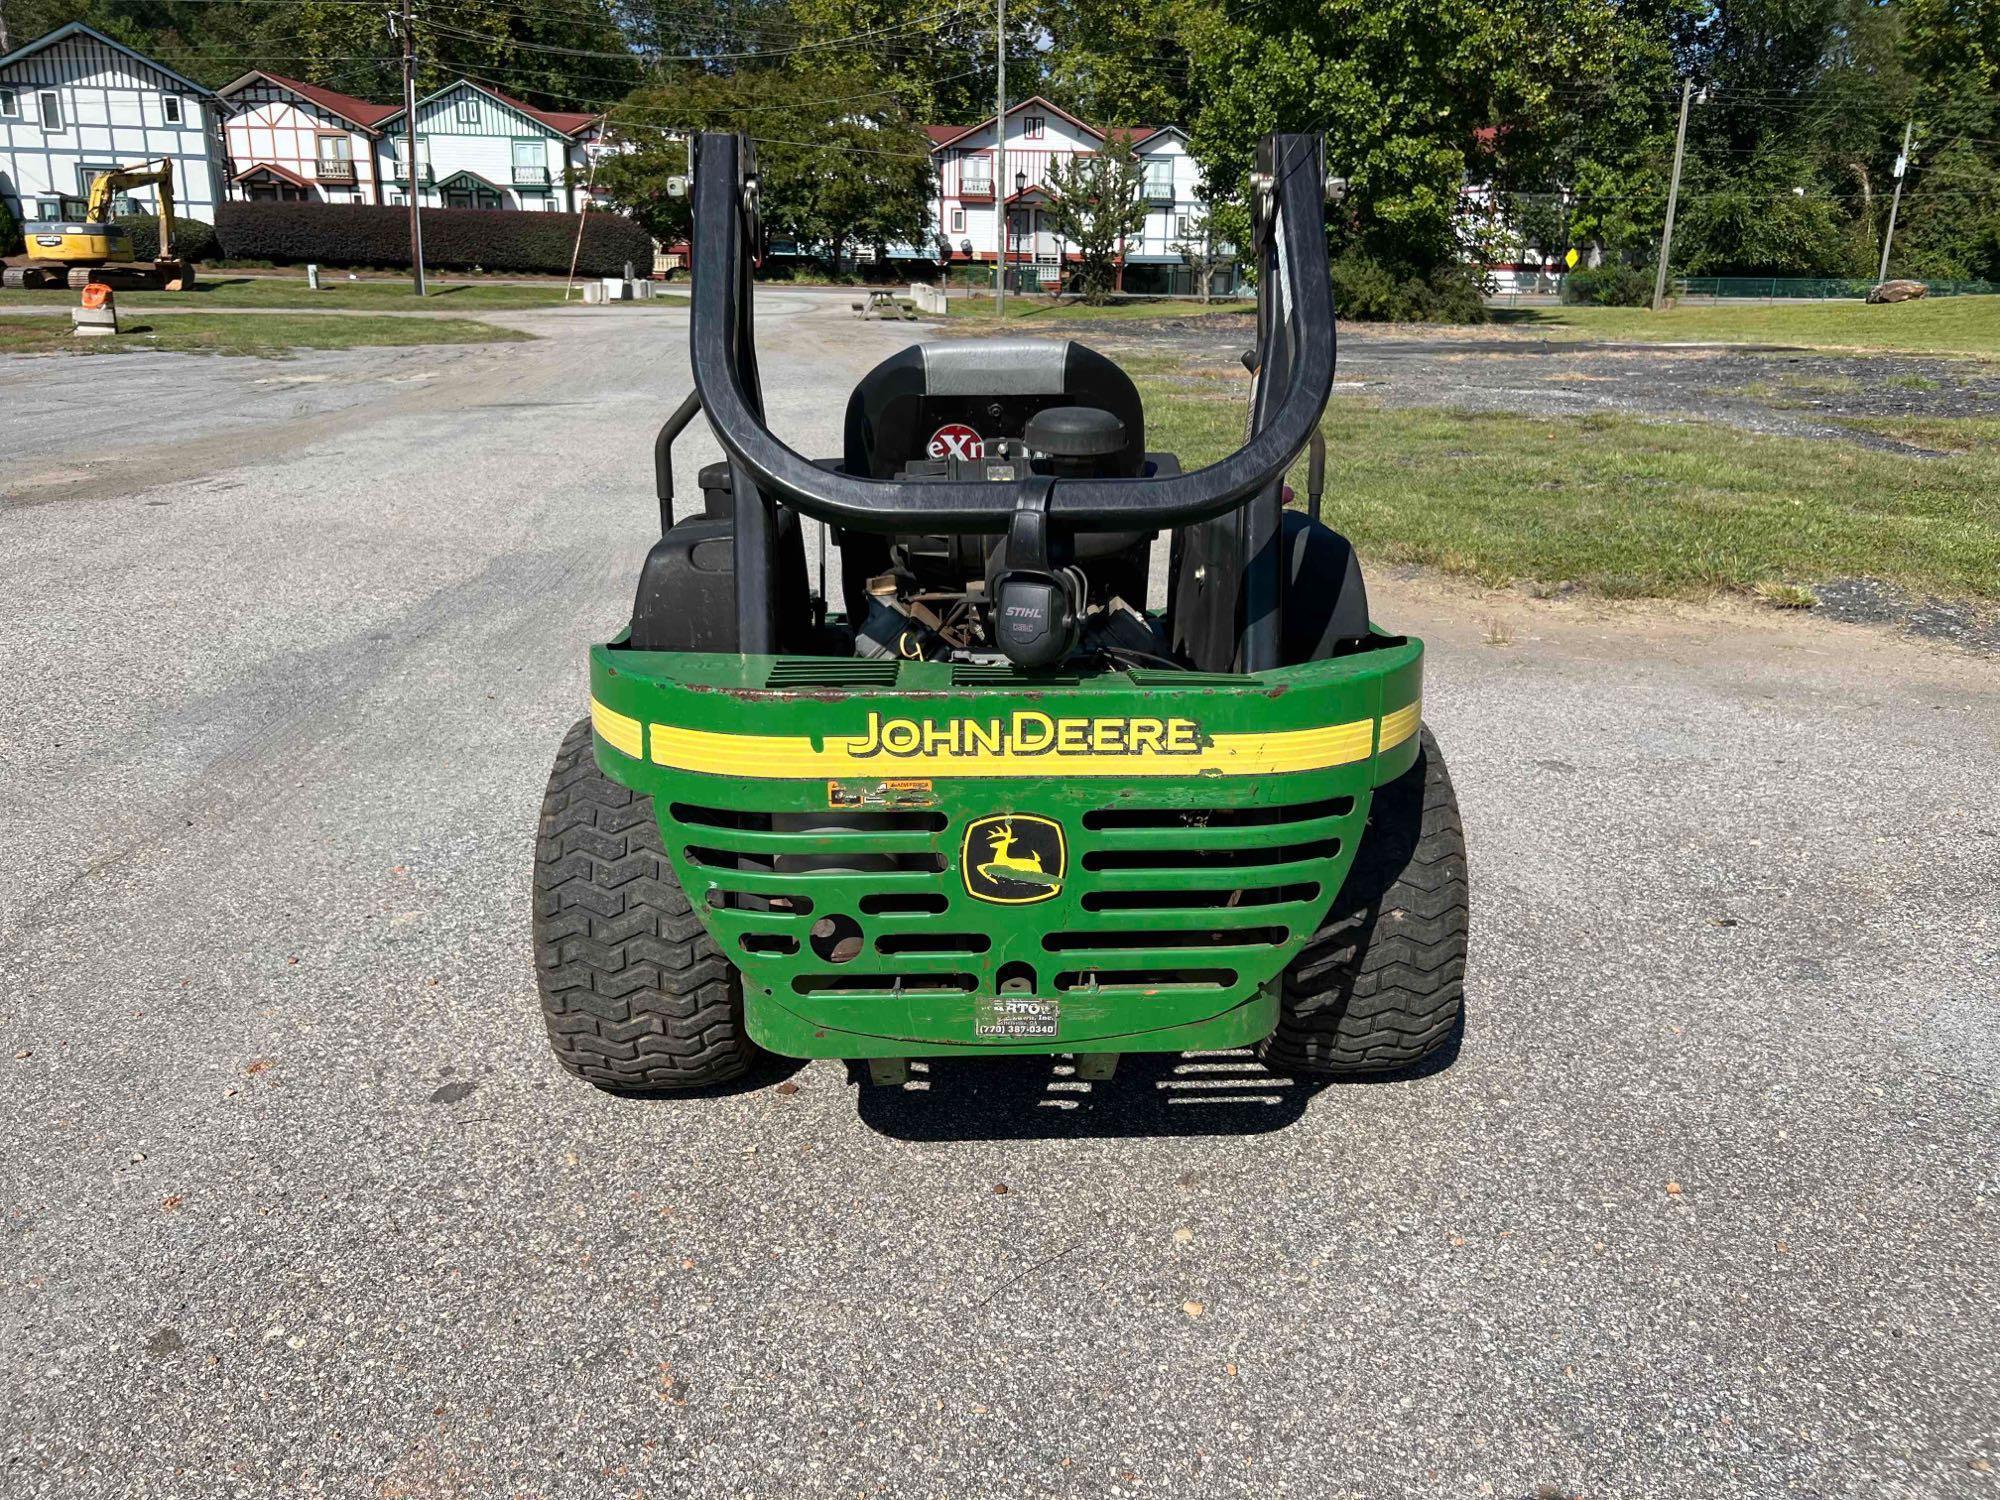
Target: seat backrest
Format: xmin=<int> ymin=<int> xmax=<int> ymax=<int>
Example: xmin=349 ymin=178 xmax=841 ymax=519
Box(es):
xmin=841 ymin=339 xmax=1146 ymax=480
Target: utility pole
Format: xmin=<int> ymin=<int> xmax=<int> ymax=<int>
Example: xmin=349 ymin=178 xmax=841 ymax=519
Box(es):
xmin=994 ymin=0 xmax=1006 ymax=321
xmin=1877 ymin=117 xmax=1913 ymax=284
xmin=398 ymin=0 xmax=427 ymax=296
xmin=1652 ymin=78 xmax=1693 ymax=312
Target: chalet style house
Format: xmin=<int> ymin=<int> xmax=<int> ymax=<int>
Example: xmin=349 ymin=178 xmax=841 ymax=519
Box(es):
xmin=0 ymin=21 xmax=226 ymax=224
xmin=220 ymin=71 xmax=399 ymax=204
xmin=373 ymin=79 xmax=602 ymax=213
xmin=221 ymin=73 xmax=602 ymax=212
xmin=923 ymin=98 xmax=1233 ymax=295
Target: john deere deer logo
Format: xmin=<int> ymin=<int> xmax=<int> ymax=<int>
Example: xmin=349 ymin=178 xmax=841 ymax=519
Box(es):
xmin=962 ymin=814 xmax=1065 ymax=905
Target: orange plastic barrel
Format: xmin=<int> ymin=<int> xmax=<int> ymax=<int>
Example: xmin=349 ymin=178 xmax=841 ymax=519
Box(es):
xmin=81 ymin=282 xmax=112 ymax=309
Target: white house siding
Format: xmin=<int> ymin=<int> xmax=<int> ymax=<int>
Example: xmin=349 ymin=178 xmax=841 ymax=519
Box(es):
xmin=0 ymin=26 xmax=224 ymax=225
xmin=221 ymin=84 xmax=383 ymax=205
xmin=918 ymin=105 xmax=1233 ymax=292
xmin=1125 ymin=131 xmax=1205 ymax=260
xmin=375 ymin=83 xmax=580 ymax=212
xmin=933 ymin=103 xmax=1107 ymax=270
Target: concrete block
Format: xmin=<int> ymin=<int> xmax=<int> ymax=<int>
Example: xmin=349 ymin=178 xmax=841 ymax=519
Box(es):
xmin=72 ymin=303 xmax=119 ymax=337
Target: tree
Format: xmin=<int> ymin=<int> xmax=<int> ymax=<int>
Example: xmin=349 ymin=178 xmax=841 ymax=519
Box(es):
xmin=1042 ymin=131 xmax=1148 ymax=299
xmin=1039 ymin=0 xmax=1199 ymax=127
xmin=597 ymin=65 xmax=934 ymax=269
xmin=1181 ymin=0 xmax=1615 ymax=292
xmin=1168 ymin=206 xmax=1226 ymax=302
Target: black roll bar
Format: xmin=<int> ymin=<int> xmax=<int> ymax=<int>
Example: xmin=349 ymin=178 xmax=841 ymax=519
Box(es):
xmin=686 ymin=130 xmax=1336 ymax=537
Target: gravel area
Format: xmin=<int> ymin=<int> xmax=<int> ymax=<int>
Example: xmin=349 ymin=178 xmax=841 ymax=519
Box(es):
xmin=1052 ymin=312 xmax=2000 ymax=452
xmin=2 ymin=299 xmax=1996 ymax=1498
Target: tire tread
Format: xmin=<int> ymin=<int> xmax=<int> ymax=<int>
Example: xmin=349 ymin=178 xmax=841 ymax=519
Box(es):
xmin=1260 ymin=727 xmax=1469 ymax=1075
xmin=532 ymin=719 xmax=757 ymax=1091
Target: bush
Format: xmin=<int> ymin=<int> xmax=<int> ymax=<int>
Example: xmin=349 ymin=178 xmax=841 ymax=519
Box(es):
xmin=1562 ymin=264 xmax=1653 ymax=306
xmin=214 ymin=202 xmax=655 ymax=277
xmin=1330 ymin=251 xmax=1487 ymax=323
xmin=114 ymin=212 xmax=221 ymax=263
xmin=0 ymin=197 xmax=20 ymax=257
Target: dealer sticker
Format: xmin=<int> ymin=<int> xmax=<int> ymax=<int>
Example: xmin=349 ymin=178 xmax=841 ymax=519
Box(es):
xmin=974 ymin=995 xmax=1060 ymax=1039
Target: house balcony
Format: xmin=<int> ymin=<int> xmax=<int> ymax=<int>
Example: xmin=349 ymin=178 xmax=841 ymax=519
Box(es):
xmin=316 ymin=159 xmax=357 ymax=183
xmin=512 ymin=165 xmax=552 ymax=186
xmin=958 ymin=180 xmax=995 ymax=201
xmin=388 ymin=162 xmax=433 ymax=186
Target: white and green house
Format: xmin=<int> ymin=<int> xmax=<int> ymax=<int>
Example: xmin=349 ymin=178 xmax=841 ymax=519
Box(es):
xmin=372 ymin=79 xmax=601 ymax=213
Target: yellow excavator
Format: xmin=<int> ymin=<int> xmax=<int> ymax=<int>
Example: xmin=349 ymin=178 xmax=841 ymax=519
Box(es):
xmin=5 ymin=159 xmax=195 ymax=290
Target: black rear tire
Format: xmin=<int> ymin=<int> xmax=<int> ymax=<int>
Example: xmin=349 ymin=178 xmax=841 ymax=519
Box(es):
xmin=533 ymin=719 xmax=760 ymax=1092
xmin=1261 ymin=727 xmax=1469 ymax=1075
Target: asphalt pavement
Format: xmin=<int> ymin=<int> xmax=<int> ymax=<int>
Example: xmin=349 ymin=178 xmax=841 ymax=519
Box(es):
xmin=2 ymin=295 xmax=1996 ymax=1498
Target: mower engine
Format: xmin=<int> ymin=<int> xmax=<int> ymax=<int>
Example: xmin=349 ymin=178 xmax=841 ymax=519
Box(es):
xmin=857 ymin=404 xmax=1174 ymax=671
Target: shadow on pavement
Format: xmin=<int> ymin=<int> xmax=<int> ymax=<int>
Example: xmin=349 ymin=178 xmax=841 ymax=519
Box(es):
xmin=849 ymin=1029 xmax=1461 ymax=1142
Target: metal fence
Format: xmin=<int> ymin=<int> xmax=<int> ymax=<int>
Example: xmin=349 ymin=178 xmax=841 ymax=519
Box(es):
xmin=1673 ymin=275 xmax=2000 ymax=300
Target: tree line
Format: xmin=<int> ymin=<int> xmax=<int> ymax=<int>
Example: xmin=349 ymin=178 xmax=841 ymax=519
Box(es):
xmin=14 ymin=0 xmax=1996 ymax=309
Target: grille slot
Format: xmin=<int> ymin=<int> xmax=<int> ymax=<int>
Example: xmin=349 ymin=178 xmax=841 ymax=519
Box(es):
xmin=1083 ymin=797 xmax=1352 ymax=831
xmin=950 ymin=664 xmax=1080 ymax=686
xmin=1082 ymin=883 xmax=1319 ymax=912
xmin=860 ymin=891 xmax=949 ymax=916
xmin=672 ymin=804 xmax=947 ymax=835
xmin=877 ymin=932 xmax=992 ymax=956
xmin=687 ymin=847 xmax=947 ymax=875
xmin=763 ymin=658 xmax=900 ymax=688
xmin=794 ymin=972 xmax=978 ymax=996
xmin=706 ymin=889 xmax=815 ymax=915
xmin=1083 ymin=838 xmax=1340 ymax=872
xmin=1044 ymin=927 xmax=1287 ymax=952
xmin=740 ymin=933 xmax=799 ymax=955
xmin=1055 ymin=968 xmax=1237 ymax=993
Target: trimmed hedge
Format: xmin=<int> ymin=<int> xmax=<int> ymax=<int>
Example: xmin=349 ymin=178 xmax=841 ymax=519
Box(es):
xmin=214 ymin=202 xmax=655 ymax=277
xmin=114 ymin=213 xmax=222 ymax=263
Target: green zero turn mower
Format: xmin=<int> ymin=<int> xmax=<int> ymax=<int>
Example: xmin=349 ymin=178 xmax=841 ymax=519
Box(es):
xmin=533 ymin=132 xmax=1469 ymax=1092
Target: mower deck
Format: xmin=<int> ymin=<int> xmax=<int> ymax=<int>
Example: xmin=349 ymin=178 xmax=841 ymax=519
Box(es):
xmin=587 ymin=636 xmax=1423 ymax=1059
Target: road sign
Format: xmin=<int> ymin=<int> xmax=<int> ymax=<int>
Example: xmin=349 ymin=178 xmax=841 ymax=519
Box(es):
xmin=1565 ymin=248 xmax=1580 ymax=269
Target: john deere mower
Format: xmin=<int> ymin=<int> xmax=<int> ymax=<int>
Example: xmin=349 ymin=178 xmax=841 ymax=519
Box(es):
xmin=533 ymin=132 xmax=1468 ymax=1091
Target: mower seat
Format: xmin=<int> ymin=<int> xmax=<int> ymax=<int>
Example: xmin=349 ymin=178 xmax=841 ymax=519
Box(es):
xmin=841 ymin=340 xmax=1149 ymax=479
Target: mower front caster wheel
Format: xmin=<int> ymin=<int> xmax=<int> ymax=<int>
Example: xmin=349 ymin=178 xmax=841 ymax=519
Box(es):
xmin=533 ymin=719 xmax=761 ymax=1092
xmin=1262 ymin=727 xmax=1469 ymax=1076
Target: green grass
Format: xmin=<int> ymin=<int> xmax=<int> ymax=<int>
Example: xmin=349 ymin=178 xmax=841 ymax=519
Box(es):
xmin=1493 ymin=297 xmax=2000 ymax=357
xmin=0 ymin=275 xmax=676 ymax=311
xmin=945 ymin=295 xmax=1253 ymax=323
xmin=1836 ymin=415 xmax=2000 ymax=454
xmin=1139 ymin=368 xmax=2000 ymax=602
xmin=0 ymin=312 xmax=530 ymax=357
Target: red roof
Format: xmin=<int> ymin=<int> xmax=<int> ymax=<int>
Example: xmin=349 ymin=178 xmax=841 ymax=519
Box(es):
xmin=925 ymin=96 xmax=1106 ymax=152
xmin=232 ymin=160 xmax=315 ymax=188
xmin=252 ymin=72 xmax=399 ymax=131
xmin=485 ymin=85 xmax=600 ymax=137
xmin=921 ymin=104 xmax=1167 ymax=154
